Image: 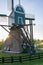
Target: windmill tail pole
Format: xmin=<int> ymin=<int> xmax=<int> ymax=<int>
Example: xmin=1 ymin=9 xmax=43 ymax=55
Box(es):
xmin=12 ymin=0 xmax=14 ymax=11
xmin=19 ymin=0 xmax=21 ymax=5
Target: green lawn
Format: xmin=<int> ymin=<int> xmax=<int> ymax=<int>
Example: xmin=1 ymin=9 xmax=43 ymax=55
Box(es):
xmin=0 ymin=50 xmax=27 ymax=57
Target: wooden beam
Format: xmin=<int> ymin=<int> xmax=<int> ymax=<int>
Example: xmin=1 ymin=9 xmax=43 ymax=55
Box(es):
xmin=0 ymin=25 xmax=12 ymax=27
xmin=13 ymin=24 xmax=35 ymax=26
xmin=1 ymin=26 xmax=10 ymax=33
xmin=0 ymin=14 xmax=35 ymax=20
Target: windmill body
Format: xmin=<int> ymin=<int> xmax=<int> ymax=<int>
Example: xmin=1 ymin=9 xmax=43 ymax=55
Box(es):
xmin=0 ymin=0 xmax=35 ymax=53
xmin=3 ymin=4 xmax=26 ymax=53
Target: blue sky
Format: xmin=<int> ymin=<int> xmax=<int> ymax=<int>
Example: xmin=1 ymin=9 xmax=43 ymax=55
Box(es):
xmin=0 ymin=0 xmax=43 ymax=40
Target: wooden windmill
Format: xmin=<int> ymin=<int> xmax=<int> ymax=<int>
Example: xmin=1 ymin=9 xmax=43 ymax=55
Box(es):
xmin=0 ymin=0 xmax=35 ymax=53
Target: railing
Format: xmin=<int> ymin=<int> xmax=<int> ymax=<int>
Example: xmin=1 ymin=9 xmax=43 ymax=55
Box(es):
xmin=0 ymin=53 xmax=43 ymax=63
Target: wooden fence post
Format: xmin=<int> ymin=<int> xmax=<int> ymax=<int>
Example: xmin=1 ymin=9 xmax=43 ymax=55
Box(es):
xmin=11 ymin=56 xmax=13 ymax=63
xmin=2 ymin=57 xmax=4 ymax=63
xmin=19 ymin=56 xmax=22 ymax=63
xmin=38 ymin=53 xmax=40 ymax=59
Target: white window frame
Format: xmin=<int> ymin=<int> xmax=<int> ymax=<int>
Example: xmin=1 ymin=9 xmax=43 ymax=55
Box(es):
xmin=18 ymin=17 xmax=23 ymax=24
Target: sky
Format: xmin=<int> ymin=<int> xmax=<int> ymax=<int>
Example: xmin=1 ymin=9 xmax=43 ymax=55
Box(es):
xmin=0 ymin=0 xmax=43 ymax=40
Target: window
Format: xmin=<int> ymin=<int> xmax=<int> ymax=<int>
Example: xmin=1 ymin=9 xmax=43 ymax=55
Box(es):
xmin=18 ymin=17 xmax=23 ymax=24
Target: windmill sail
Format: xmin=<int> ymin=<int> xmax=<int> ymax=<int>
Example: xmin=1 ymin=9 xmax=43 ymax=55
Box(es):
xmin=7 ymin=0 xmax=14 ymax=12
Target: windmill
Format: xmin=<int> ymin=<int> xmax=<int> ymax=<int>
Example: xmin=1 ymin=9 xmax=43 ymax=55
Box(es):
xmin=0 ymin=0 xmax=35 ymax=53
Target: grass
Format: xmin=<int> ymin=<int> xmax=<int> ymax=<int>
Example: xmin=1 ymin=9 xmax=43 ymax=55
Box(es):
xmin=0 ymin=50 xmax=27 ymax=57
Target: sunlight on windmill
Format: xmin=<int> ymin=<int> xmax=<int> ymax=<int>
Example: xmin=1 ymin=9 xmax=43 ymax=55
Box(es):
xmin=7 ymin=34 xmax=11 ymax=39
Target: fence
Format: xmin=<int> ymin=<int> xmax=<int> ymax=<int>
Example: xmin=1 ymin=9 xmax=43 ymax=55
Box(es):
xmin=0 ymin=53 xmax=43 ymax=63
